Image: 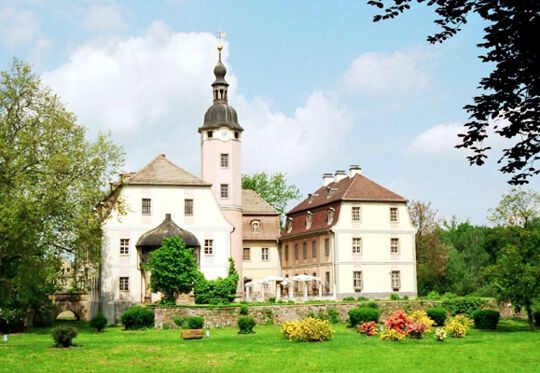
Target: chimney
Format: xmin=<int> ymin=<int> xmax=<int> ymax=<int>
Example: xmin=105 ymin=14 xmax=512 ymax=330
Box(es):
xmin=322 ymin=173 xmax=334 ymax=186
xmin=349 ymin=164 xmax=362 ymax=177
xmin=334 ymin=170 xmax=347 ymax=183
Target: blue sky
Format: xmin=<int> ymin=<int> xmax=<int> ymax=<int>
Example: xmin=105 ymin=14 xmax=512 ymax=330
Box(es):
xmin=1 ymin=0 xmax=537 ymax=223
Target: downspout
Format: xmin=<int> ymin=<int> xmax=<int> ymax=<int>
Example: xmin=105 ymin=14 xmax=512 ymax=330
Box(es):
xmin=331 ymin=229 xmax=338 ymax=300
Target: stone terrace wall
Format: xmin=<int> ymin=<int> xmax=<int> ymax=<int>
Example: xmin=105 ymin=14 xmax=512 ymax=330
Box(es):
xmin=154 ymin=301 xmax=442 ymax=329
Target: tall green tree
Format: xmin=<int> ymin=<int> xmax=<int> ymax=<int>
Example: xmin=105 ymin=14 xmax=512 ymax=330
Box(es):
xmin=488 ymin=188 xmax=540 ymax=228
xmin=144 ymin=237 xmax=199 ymax=302
xmin=242 ymin=172 xmax=301 ymax=216
xmin=0 ymin=60 xmax=123 ymax=325
xmin=368 ymin=0 xmax=540 ymax=185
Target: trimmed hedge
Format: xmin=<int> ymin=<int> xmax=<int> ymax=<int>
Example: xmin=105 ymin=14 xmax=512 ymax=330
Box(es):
xmin=427 ymin=306 xmax=448 ymax=326
xmin=472 ymin=309 xmax=500 ymax=330
xmin=237 ymin=316 xmax=256 ymax=334
xmin=89 ymin=313 xmax=107 ymax=332
xmin=441 ymin=296 xmax=488 ymax=316
xmin=186 ymin=316 xmax=204 ymax=329
xmin=348 ymin=306 xmax=380 ymax=327
xmin=121 ymin=306 xmax=154 ymax=330
xmin=51 ymin=325 xmax=78 ymax=347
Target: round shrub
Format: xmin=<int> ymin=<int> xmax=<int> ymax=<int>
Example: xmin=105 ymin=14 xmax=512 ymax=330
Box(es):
xmin=174 ymin=317 xmax=187 ymax=329
xmin=237 ymin=316 xmax=256 ymax=334
xmin=89 ymin=313 xmax=107 ymax=332
xmin=51 ymin=325 xmax=78 ymax=347
xmin=239 ymin=305 xmax=249 ymax=315
xmin=120 ymin=306 xmax=154 ymax=330
xmin=427 ymin=306 xmax=448 ymax=326
xmin=187 ymin=316 xmax=204 ymax=329
xmin=472 ymin=309 xmax=500 ymax=330
xmin=342 ymin=296 xmax=356 ymax=302
xmin=445 ymin=315 xmax=473 ymax=337
xmin=281 ymin=317 xmax=334 ymax=342
xmin=348 ymin=306 xmax=380 ymax=327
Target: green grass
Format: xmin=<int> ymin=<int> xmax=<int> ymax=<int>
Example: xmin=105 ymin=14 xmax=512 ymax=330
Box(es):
xmin=0 ymin=319 xmax=538 ymax=373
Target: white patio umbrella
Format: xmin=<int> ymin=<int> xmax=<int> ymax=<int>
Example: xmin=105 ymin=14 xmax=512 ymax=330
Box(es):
xmin=244 ymin=281 xmax=254 ymax=301
xmin=292 ymin=275 xmax=321 ymax=300
xmin=258 ymin=276 xmax=285 ymax=301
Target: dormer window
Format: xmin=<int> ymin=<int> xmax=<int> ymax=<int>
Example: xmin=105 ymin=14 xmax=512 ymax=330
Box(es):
xmin=207 ymin=131 xmax=213 ymax=138
xmin=251 ymin=220 xmax=260 ymax=232
xmin=327 ymin=207 xmax=335 ymax=225
xmin=235 ymin=131 xmax=239 ymax=139
xmin=306 ymin=211 xmax=313 ymax=229
xmin=287 ymin=217 xmax=293 ymax=233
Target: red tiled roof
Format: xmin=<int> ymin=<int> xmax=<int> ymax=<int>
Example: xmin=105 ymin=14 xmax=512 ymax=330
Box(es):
xmin=281 ymin=202 xmax=341 ymax=239
xmin=288 ymin=173 xmax=406 ymax=214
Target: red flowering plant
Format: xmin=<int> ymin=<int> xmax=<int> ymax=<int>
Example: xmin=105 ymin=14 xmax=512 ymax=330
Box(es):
xmin=406 ymin=322 xmax=428 ymax=339
xmin=383 ymin=310 xmax=411 ymax=335
xmin=357 ymin=321 xmax=379 ymax=336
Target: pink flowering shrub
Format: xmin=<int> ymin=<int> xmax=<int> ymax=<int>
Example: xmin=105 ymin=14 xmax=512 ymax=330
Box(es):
xmin=407 ymin=322 xmax=429 ymax=339
xmin=357 ymin=321 xmax=379 ymax=336
xmin=383 ymin=310 xmax=411 ymax=335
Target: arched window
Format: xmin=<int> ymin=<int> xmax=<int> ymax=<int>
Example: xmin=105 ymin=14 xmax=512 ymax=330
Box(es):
xmin=251 ymin=220 xmax=260 ymax=232
xmin=306 ymin=211 xmax=313 ymax=229
xmin=327 ymin=207 xmax=335 ymax=225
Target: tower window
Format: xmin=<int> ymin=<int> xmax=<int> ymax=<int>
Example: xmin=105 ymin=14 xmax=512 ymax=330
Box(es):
xmin=220 ymin=153 xmax=229 ymax=168
xmin=142 ymin=198 xmax=151 ymax=215
xmin=234 ymin=132 xmax=239 ymax=139
xmin=207 ymin=131 xmax=213 ymax=138
xmin=352 ymin=237 xmax=362 ymax=254
xmin=204 ymin=239 xmax=214 ymax=255
xmin=184 ymin=199 xmax=193 ymax=216
xmin=119 ymin=277 xmax=129 ymax=292
xmin=220 ymin=184 xmax=229 ymax=199
xmin=391 ymin=238 xmax=399 ymax=254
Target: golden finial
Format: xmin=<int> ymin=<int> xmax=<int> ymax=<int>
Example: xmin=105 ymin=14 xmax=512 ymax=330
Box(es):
xmin=217 ymin=31 xmax=226 ymax=61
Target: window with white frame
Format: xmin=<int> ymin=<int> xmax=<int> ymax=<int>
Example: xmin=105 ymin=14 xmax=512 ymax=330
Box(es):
xmin=119 ymin=277 xmax=129 ymax=292
xmin=391 ymin=238 xmax=399 ymax=254
xmin=352 ymin=237 xmax=362 ymax=254
xmin=142 ymin=198 xmax=151 ymax=215
xmin=391 ymin=271 xmax=401 ymax=290
xmin=120 ymin=238 xmax=129 ymax=255
xmin=390 ymin=207 xmax=399 ymax=223
xmin=352 ymin=206 xmax=361 ymax=222
xmin=251 ymin=220 xmax=260 ymax=232
xmin=324 ymin=238 xmax=330 ymax=257
xmin=184 ymin=198 xmax=193 ymax=216
xmin=353 ymin=271 xmax=362 ymax=291
xmin=243 ymin=247 xmax=250 ymax=261
xmin=311 ymin=240 xmax=317 ymax=258
xmin=220 ymin=153 xmax=229 ymax=168
xmin=220 ymin=184 xmax=229 ymax=199
xmin=261 ymin=247 xmax=269 ymax=261
xmin=204 ymin=239 xmax=214 ymax=255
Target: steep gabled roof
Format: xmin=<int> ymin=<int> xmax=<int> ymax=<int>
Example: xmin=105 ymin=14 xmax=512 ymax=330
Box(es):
xmin=124 ymin=154 xmax=210 ymax=186
xmin=288 ymin=173 xmax=406 ymax=214
xmin=242 ymin=189 xmax=279 ymax=215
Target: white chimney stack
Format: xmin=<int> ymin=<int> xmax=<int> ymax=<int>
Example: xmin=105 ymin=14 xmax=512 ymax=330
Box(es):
xmin=349 ymin=164 xmax=362 ymax=177
xmin=322 ymin=173 xmax=334 ymax=186
xmin=334 ymin=170 xmax=347 ymax=183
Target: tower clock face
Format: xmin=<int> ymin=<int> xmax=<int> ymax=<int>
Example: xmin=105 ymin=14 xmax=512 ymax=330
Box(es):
xmin=220 ymin=130 xmax=228 ymax=139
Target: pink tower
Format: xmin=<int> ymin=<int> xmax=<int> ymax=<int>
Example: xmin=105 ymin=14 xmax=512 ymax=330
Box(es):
xmin=199 ymin=44 xmax=244 ymax=283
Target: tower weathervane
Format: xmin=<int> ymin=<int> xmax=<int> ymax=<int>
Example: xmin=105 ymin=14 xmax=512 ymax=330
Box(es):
xmin=217 ymin=31 xmax=227 ymax=60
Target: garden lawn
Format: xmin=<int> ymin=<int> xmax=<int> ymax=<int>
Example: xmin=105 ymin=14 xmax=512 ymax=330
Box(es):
xmin=0 ymin=319 xmax=539 ymax=373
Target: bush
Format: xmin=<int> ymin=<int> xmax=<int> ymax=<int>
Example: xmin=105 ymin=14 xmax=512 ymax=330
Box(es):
xmin=442 ymin=296 xmax=488 ymax=316
xmin=51 ymin=325 xmax=78 ymax=347
xmin=379 ymin=328 xmax=405 ymax=341
xmin=281 ymin=317 xmax=334 ymax=342
xmin=534 ymin=311 xmax=540 ymax=327
xmin=357 ymin=321 xmax=378 ymax=336
xmin=359 ymin=301 xmax=379 ymax=309
xmin=89 ymin=313 xmax=107 ymax=332
xmin=472 ymin=309 xmax=500 ymax=330
xmin=237 ymin=316 xmax=256 ymax=334
xmin=427 ymin=306 xmax=448 ymax=326
xmin=186 ymin=316 xmax=204 ymax=329
xmin=383 ymin=310 xmax=411 ymax=335
xmin=445 ymin=315 xmax=473 ymax=338
xmin=268 ymin=297 xmax=276 ymax=303
xmin=194 ymin=258 xmax=238 ymax=304
xmin=408 ymin=310 xmax=435 ymax=333
xmin=435 ymin=327 xmax=447 ymax=341
xmin=120 ymin=306 xmax=154 ymax=330
xmin=348 ymin=307 xmax=380 ymax=327
xmin=327 ymin=308 xmax=340 ymax=324
xmin=239 ymin=305 xmax=249 ymax=315
xmin=389 ymin=293 xmax=400 ymax=300
xmin=342 ymin=296 xmax=356 ymax=302
xmin=357 ymin=296 xmax=368 ymax=301
xmin=263 ymin=309 xmax=274 ymax=325
xmin=174 ymin=317 xmax=187 ymax=329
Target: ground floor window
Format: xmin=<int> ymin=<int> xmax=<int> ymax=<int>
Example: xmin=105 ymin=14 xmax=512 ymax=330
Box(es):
xmin=261 ymin=247 xmax=269 ymax=261
xmin=119 ymin=277 xmax=129 ymax=292
xmin=353 ymin=271 xmax=362 ymax=292
xmin=204 ymin=239 xmax=214 ymax=255
xmin=243 ymin=247 xmax=250 ymax=261
xmin=391 ymin=271 xmax=400 ymax=290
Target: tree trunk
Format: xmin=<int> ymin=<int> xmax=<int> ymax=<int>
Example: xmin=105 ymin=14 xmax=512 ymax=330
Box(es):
xmin=526 ymin=305 xmax=536 ymax=331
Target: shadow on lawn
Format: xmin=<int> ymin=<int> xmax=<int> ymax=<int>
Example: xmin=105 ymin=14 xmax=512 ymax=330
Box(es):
xmin=485 ymin=319 xmax=533 ymax=333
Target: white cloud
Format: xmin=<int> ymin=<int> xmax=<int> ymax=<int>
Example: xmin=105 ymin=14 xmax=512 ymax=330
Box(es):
xmin=344 ymin=49 xmax=433 ymax=95
xmin=0 ymin=6 xmax=39 ymax=47
xmin=83 ymin=3 xmax=126 ymax=32
xmin=42 ymin=21 xmax=352 ymax=179
xmin=407 ymin=122 xmax=463 ymax=155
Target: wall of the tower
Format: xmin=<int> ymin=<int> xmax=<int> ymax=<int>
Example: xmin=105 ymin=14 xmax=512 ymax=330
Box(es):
xmin=201 ymin=126 xmax=243 ymax=280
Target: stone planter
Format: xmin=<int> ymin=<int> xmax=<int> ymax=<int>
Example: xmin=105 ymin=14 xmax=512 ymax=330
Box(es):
xmin=181 ymin=329 xmax=203 ymax=340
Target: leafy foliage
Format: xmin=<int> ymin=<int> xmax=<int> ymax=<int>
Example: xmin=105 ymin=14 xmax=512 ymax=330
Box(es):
xmin=348 ymin=306 xmax=380 ymax=327
xmin=0 ymin=60 xmax=124 ymax=326
xmin=239 ymin=305 xmax=249 ymax=315
xmin=472 ymin=309 xmax=500 ymax=330
xmin=241 ymin=172 xmax=301 ymax=217
xmin=435 ymin=327 xmax=447 ymax=341
xmin=441 ymin=296 xmax=489 ymax=317
xmin=379 ymin=328 xmax=405 ymax=341
xmin=237 ymin=316 xmax=256 ymax=334
xmin=89 ymin=313 xmax=107 ymax=332
xmin=488 ymin=189 xmax=540 ymax=228
xmin=408 ymin=310 xmax=435 ymax=333
xmin=445 ymin=315 xmax=473 ymax=338
xmin=120 ymin=306 xmax=154 ymax=330
xmin=383 ymin=310 xmax=411 ymax=335
xmin=186 ymin=316 xmax=204 ymax=329
xmin=357 ymin=321 xmax=378 ymax=336
xmin=144 ymin=237 xmax=199 ymax=302
xmin=426 ymin=306 xmax=448 ymax=326
xmin=51 ymin=325 xmax=78 ymax=347
xmin=281 ymin=317 xmax=335 ymax=342
xmin=368 ymin=0 xmax=540 ymax=184
xmin=194 ymin=258 xmax=239 ymax=304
